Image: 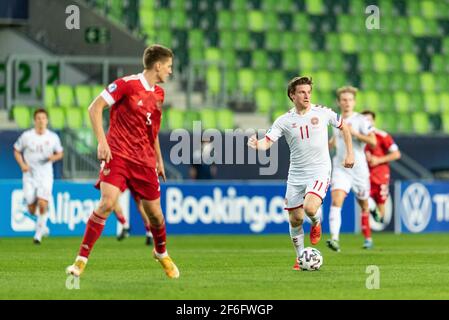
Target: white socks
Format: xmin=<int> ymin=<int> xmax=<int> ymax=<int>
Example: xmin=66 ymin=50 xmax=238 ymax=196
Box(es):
xmin=289 ymin=224 xmax=304 ymax=258
xmin=34 ymin=213 xmax=48 ymax=241
xmin=308 ymin=206 xmax=322 ymax=225
xmin=329 ymin=206 xmax=342 ymax=241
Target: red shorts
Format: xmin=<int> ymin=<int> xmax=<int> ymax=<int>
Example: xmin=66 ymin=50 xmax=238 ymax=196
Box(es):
xmin=370 ymin=182 xmax=389 ymax=205
xmin=95 ymin=155 xmax=160 ymax=201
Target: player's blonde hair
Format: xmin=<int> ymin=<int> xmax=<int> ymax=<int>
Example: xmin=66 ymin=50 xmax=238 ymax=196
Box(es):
xmin=287 ymin=76 xmax=313 ymax=101
xmin=143 ymin=45 xmax=174 ymax=69
xmin=336 ymin=86 xmax=358 ymax=100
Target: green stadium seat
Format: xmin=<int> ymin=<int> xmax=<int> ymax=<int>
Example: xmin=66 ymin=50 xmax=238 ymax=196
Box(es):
xmin=166 ymin=108 xmax=184 ymax=130
xmin=248 ymin=10 xmax=264 ymax=32
xmin=409 ymin=93 xmax=425 ymax=112
xmin=306 ymin=0 xmax=324 ymax=15
xmin=233 ymin=11 xmax=248 ymax=31
xmin=91 ymin=85 xmax=104 ymax=98
xmin=255 ymin=88 xmax=272 ymax=114
xmin=376 ymin=113 xmax=396 ymax=133
xmin=231 ymin=0 xmax=246 ymax=11
xmin=326 ymin=33 xmax=340 ymax=52
xmin=297 ymin=51 xmax=314 ymax=73
xmin=265 ymin=31 xmax=281 ymax=50
xmin=188 ymin=29 xmax=204 ymax=49
xmin=442 ymin=114 xmax=449 ymax=134
xmin=398 ymin=36 xmax=416 ymax=54
xmin=349 ymin=0 xmax=364 ymax=15
xmin=268 ymin=70 xmax=285 ymax=91
xmin=155 ymin=28 xmax=172 ymax=47
xmin=337 ymin=15 xmax=352 ymax=33
xmin=75 ymin=127 xmax=95 ymax=154
xmin=65 ymin=108 xmax=83 ymax=129
xmin=206 ymin=66 xmax=221 ymax=96
xmin=75 ymin=85 xmax=93 ymax=108
xmin=45 ymin=85 xmax=58 ymax=107
xmin=47 ymin=107 xmax=65 ymax=129
xmin=199 ymin=109 xmax=217 ymax=129
xmin=154 ymin=9 xmax=170 ymax=29
xmin=254 ymin=70 xmax=270 ymax=89
xmin=234 ymin=31 xmax=251 ymax=50
xmin=389 ymin=54 xmax=403 ymax=73
xmin=275 ymin=0 xmax=293 ymax=12
xmin=13 ymin=105 xmax=31 ymax=129
xmin=139 ymin=8 xmax=154 ymax=31
xmin=296 ymin=34 xmax=313 ymax=51
xmin=252 ymin=50 xmax=269 ymax=69
xmin=292 ymin=13 xmax=309 ymax=32
xmin=280 ymin=32 xmax=296 ymax=51
xmin=394 ymin=17 xmax=409 ymax=35
xmin=420 ymin=0 xmax=438 ymax=19
xmin=238 ymin=69 xmax=255 ymax=96
xmin=397 ymin=113 xmax=413 ymax=133
xmin=339 ymin=33 xmax=357 ymax=53
xmin=420 ymin=73 xmax=436 ymax=92
xmin=219 ymin=31 xmax=234 ymax=49
xmin=442 ymin=38 xmax=449 ymax=55
xmin=282 ymin=50 xmax=297 ymax=71
xmin=222 ymin=49 xmax=237 ymax=68
xmin=409 ymin=17 xmax=427 ymax=36
xmin=394 ymin=91 xmax=410 ymax=113
xmin=171 ymin=9 xmax=187 ymax=29
xmin=431 ymin=55 xmax=448 ymax=73
xmin=412 ymin=112 xmax=430 ymax=134
xmin=358 ymin=53 xmax=374 ymax=72
xmin=379 ymin=0 xmax=395 ymax=17
xmin=218 ymin=10 xmax=233 ymax=30
xmin=364 ymin=91 xmax=381 ymax=113
xmin=424 ymin=93 xmax=440 ymax=113
xmin=225 ymin=69 xmax=239 ymax=94
xmin=314 ymin=71 xmax=332 ymax=92
xmin=373 ymin=52 xmax=389 ymax=73
xmin=402 ymin=53 xmax=420 ymax=73
xmin=261 ymin=0 xmax=277 ymax=12
xmin=171 ymin=0 xmax=185 ymax=10
xmin=57 ymin=85 xmax=76 ymax=108
xmin=205 ymin=48 xmax=221 ymax=64
xmin=184 ymin=109 xmax=200 ymax=131
xmin=439 ymin=93 xmax=449 ymax=113
xmin=216 ymin=108 xmax=234 ymax=130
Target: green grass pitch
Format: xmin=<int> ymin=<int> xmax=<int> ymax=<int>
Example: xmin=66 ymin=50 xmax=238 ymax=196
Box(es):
xmin=1 ymin=233 xmax=449 ymax=300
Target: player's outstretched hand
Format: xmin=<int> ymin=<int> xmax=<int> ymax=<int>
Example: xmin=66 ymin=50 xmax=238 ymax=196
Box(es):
xmin=157 ymin=163 xmax=166 ymax=182
xmin=343 ymin=153 xmax=354 ymax=168
xmin=21 ymin=164 xmax=30 ymax=173
xmin=247 ymin=134 xmax=258 ymax=150
xmin=98 ymin=141 xmax=112 ymax=163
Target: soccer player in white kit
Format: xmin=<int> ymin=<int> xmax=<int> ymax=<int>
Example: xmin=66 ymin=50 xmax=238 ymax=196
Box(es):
xmin=248 ymin=77 xmax=354 ymax=270
xmin=327 ymin=86 xmax=377 ymax=251
xmin=13 ymin=109 xmax=64 ymax=244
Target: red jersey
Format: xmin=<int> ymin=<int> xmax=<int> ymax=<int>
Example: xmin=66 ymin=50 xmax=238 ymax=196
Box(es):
xmin=100 ymin=73 xmax=164 ymax=168
xmin=365 ymin=129 xmax=398 ymax=184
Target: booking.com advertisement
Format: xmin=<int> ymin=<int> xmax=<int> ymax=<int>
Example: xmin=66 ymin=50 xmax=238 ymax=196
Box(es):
xmin=1 ymin=180 xmax=356 ymax=237
xmin=396 ymin=181 xmax=449 ymax=233
xmin=130 ymin=181 xmax=356 ymax=235
xmin=0 ymin=180 xmax=126 ymax=237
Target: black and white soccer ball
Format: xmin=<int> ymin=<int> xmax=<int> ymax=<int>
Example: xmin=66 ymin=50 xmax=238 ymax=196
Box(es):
xmin=298 ymin=247 xmax=323 ymax=271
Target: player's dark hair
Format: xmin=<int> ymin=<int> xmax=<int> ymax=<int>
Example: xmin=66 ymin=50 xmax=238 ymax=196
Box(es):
xmin=33 ymin=108 xmax=48 ymax=119
xmin=287 ymin=76 xmax=313 ymax=101
xmin=143 ymin=45 xmax=174 ymax=69
xmin=361 ymin=110 xmax=376 ymax=119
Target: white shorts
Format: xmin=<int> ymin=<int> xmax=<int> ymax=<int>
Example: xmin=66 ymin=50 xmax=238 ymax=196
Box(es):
xmin=331 ymin=167 xmax=370 ymax=200
xmin=284 ymin=177 xmax=330 ymax=210
xmin=23 ymin=175 xmax=53 ymax=204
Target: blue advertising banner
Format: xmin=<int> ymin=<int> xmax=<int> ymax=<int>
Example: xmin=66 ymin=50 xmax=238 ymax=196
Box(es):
xmin=0 ymin=180 xmax=121 ymax=237
xmin=395 ymin=181 xmax=449 ymax=233
xmin=130 ymin=181 xmax=356 ymax=235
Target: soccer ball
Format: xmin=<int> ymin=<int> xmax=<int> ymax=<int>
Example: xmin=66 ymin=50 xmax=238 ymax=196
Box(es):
xmin=298 ymin=247 xmax=323 ymax=271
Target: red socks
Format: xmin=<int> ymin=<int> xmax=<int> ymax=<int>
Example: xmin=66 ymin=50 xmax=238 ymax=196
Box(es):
xmin=79 ymin=211 xmax=106 ymax=258
xmin=361 ymin=212 xmax=371 ymax=239
xmin=115 ymin=213 xmax=126 ymax=226
xmin=150 ymin=223 xmax=167 ymax=254
xmin=145 ymin=223 xmax=151 ymax=233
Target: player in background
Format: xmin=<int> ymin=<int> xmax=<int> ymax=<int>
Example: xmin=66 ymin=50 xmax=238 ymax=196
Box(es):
xmin=13 ymin=108 xmax=64 ymax=244
xmin=327 ymin=87 xmax=377 ymax=252
xmin=114 ymin=195 xmax=154 ymax=245
xmin=66 ymin=45 xmax=179 ymax=279
xmin=248 ymin=76 xmax=354 ymax=270
xmin=361 ymin=110 xmax=401 ymax=223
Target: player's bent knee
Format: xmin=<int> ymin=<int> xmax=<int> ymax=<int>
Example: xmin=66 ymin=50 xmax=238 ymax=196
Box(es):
xmin=97 ymin=198 xmax=116 ymax=215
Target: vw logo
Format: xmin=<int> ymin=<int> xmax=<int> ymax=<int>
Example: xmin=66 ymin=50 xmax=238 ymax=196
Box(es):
xmin=401 ymin=183 xmax=432 ymax=233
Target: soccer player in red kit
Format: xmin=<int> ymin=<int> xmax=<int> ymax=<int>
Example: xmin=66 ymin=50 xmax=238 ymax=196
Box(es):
xmin=362 ymin=111 xmax=401 ymax=223
xmin=66 ymin=45 xmax=179 ymax=279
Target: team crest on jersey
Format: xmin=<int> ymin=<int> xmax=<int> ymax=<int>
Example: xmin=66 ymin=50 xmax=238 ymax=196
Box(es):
xmin=311 ymin=117 xmax=319 ymax=125
xmin=103 ymin=168 xmax=110 ymax=176
xmin=107 ymin=83 xmax=117 ymax=93
xmin=291 ymin=123 xmax=297 ymax=128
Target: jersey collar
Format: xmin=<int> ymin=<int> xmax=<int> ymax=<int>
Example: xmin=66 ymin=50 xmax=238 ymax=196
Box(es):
xmin=138 ymin=73 xmax=155 ymax=92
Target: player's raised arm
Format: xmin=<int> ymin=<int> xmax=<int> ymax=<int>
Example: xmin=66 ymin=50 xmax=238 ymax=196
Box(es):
xmin=339 ymin=122 xmax=354 ymax=168
xmin=350 ymin=127 xmax=377 ymax=147
xmin=247 ymin=134 xmax=274 ymax=151
xmin=13 ymin=148 xmax=29 ymax=172
xmin=88 ymin=95 xmax=112 ymax=163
